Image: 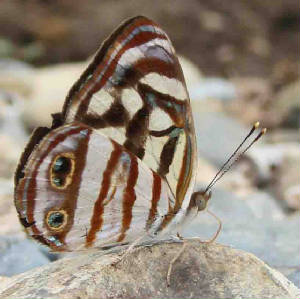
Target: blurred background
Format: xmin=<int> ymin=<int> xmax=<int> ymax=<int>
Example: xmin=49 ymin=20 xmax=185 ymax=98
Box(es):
xmin=0 ymin=0 xmax=299 ymax=287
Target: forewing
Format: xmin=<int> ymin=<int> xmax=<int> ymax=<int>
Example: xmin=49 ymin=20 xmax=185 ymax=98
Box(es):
xmin=62 ymin=16 xmax=197 ymax=211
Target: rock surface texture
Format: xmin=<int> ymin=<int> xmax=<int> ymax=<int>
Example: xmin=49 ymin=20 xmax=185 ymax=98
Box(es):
xmin=0 ymin=241 xmax=299 ymax=299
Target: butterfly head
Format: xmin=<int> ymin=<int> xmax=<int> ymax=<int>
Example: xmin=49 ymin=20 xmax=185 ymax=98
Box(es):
xmin=190 ymin=190 xmax=212 ymax=212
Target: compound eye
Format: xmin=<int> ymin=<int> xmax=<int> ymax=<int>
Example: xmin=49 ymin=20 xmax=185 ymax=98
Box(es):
xmin=46 ymin=210 xmax=68 ymax=231
xmin=197 ymin=198 xmax=207 ymax=211
xmin=50 ymin=153 xmax=74 ymax=189
xmin=191 ymin=191 xmax=211 ymax=212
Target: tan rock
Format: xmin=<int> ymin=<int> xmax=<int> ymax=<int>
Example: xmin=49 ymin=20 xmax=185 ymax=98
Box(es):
xmin=0 ymin=135 xmax=22 ymax=179
xmin=244 ymin=143 xmax=300 ymax=209
xmin=0 ymin=60 xmax=34 ymax=98
xmin=228 ymin=77 xmax=277 ymax=127
xmin=0 ymin=179 xmax=22 ymax=237
xmin=0 ymin=241 xmax=299 ymax=299
xmin=273 ymin=80 xmax=300 ymax=128
xmin=179 ymin=55 xmax=202 ymax=94
xmin=23 ymin=62 xmax=88 ymax=128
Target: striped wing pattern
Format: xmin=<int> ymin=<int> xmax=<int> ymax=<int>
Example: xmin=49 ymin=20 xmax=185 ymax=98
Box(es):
xmin=15 ymin=124 xmax=170 ymax=250
xmin=62 ymin=16 xmax=197 ymax=212
xmin=14 ymin=16 xmax=198 ymax=251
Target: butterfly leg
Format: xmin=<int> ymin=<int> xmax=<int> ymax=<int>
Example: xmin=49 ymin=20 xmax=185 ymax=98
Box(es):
xmin=111 ymin=234 xmax=148 ymax=266
xmin=167 ymin=233 xmax=187 ymax=286
xmin=187 ymin=209 xmax=222 ymax=244
xmin=166 ymin=210 xmax=222 ymax=286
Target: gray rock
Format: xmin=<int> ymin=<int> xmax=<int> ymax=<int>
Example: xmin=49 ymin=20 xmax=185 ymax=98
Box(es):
xmin=192 ymin=111 xmax=249 ymax=167
xmin=229 ymin=77 xmax=275 ymax=127
xmin=0 ymin=180 xmax=22 ymax=236
xmin=0 ymin=90 xmax=28 ymax=146
xmin=22 ymin=62 xmax=88 ymax=128
xmin=0 ymin=236 xmax=51 ymax=277
xmin=243 ymin=143 xmax=300 ymax=210
xmin=0 ymin=59 xmax=34 ymax=97
xmin=182 ymin=188 xmax=300 ymax=287
xmin=273 ymin=80 xmax=300 ymax=129
xmin=0 ymin=241 xmax=299 ymax=299
xmin=189 ymin=77 xmax=236 ymax=102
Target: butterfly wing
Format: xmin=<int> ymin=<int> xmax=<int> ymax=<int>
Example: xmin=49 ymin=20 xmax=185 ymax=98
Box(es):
xmin=15 ymin=124 xmax=170 ymax=251
xmin=61 ymin=16 xmax=197 ymax=213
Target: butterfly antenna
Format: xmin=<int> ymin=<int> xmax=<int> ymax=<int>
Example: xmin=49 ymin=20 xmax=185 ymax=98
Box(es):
xmin=209 ymin=127 xmax=267 ymax=188
xmin=204 ymin=122 xmax=260 ymax=193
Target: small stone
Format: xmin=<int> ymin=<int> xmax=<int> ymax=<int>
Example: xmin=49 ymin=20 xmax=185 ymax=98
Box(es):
xmin=0 ymin=179 xmax=21 ymax=236
xmin=243 ymin=143 xmax=300 ymax=210
xmin=0 ymin=236 xmax=51 ymax=277
xmin=273 ymin=80 xmax=300 ymax=129
xmin=22 ymin=62 xmax=89 ymax=129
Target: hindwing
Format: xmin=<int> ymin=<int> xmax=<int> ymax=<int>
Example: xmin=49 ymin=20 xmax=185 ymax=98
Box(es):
xmin=15 ymin=124 xmax=170 ymax=251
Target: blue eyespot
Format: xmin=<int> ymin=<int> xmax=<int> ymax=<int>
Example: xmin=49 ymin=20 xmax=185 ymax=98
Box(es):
xmin=52 ymin=177 xmax=64 ymax=187
xmin=47 ymin=211 xmax=66 ymax=229
xmin=53 ymin=156 xmax=71 ymax=174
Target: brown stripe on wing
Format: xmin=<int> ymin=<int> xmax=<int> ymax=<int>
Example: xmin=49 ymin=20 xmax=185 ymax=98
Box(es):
xmin=134 ymin=57 xmax=184 ymax=82
xmin=22 ymin=126 xmax=85 ymax=237
xmin=149 ymin=125 xmax=178 ymax=137
xmin=62 ymin=16 xmax=157 ymax=119
xmin=122 ymin=80 xmax=185 ymax=161
xmin=138 ymin=83 xmax=186 ymax=127
xmin=117 ymin=153 xmax=139 ymax=242
xmin=57 ymin=128 xmax=92 ymax=248
xmin=74 ymin=31 xmax=167 ymax=120
xmin=174 ymin=134 xmax=193 ymax=210
xmin=85 ymin=140 xmax=122 ymax=247
xmin=155 ymin=135 xmax=194 ymax=232
xmin=157 ymin=132 xmax=180 ymax=178
xmin=81 ymin=95 xmax=130 ymax=129
xmin=146 ymin=171 xmax=162 ymax=230
xmin=123 ymin=104 xmax=151 ymax=159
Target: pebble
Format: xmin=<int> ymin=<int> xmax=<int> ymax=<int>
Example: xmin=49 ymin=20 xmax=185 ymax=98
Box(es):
xmin=189 ymin=77 xmax=236 ymax=102
xmin=0 ymin=237 xmax=51 ymax=277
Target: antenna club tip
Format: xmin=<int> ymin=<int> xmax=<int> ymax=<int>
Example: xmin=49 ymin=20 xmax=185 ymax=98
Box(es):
xmin=261 ymin=128 xmax=267 ymax=134
xmin=254 ymin=121 xmax=260 ymax=128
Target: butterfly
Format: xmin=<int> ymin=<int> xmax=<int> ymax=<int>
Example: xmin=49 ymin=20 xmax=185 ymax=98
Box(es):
xmin=14 ymin=16 xmax=214 ymax=252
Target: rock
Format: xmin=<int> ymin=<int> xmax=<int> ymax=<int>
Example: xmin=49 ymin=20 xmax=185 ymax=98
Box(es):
xmin=22 ymin=62 xmax=88 ymax=129
xmin=0 ymin=90 xmax=28 ymax=146
xmin=0 ymin=236 xmax=51 ymax=277
xmin=191 ymin=110 xmax=249 ymax=167
xmin=178 ymin=56 xmax=202 ymax=98
xmin=195 ymin=157 xmax=218 ymax=187
xmin=0 ymin=135 xmax=22 ymax=179
xmin=0 ymin=39 xmax=17 ymax=58
xmin=189 ymin=77 xmax=236 ymax=102
xmin=182 ymin=188 xmax=300 ymax=287
xmin=0 ymin=179 xmax=21 ymax=236
xmin=0 ymin=90 xmax=28 ymax=179
xmin=273 ymin=80 xmax=300 ymax=129
xmin=0 ymin=59 xmax=35 ymax=98
xmin=241 ymin=143 xmax=300 ymax=210
xmin=0 ymin=276 xmax=11 ymax=286
xmin=0 ymin=180 xmax=58 ymax=272
xmin=0 ymin=241 xmax=299 ymax=299
xmin=228 ymin=77 xmax=277 ymax=127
